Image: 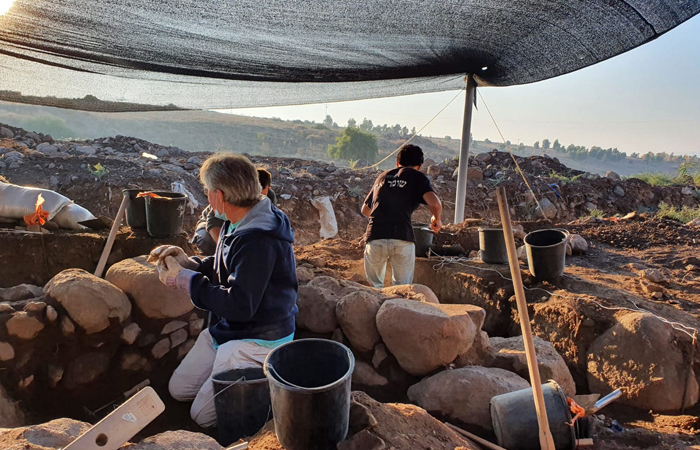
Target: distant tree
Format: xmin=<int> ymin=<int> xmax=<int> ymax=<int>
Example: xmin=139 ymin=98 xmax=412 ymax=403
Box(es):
xmin=323 ymin=115 xmax=334 ymax=127
xmin=518 ymin=143 xmax=525 ymax=150
xmin=533 ymin=141 xmax=540 ymax=149
xmin=552 ymin=139 xmax=561 ymax=151
xmin=445 ymin=135 xmax=452 ymax=141
xmin=401 ymin=126 xmax=409 ymax=137
xmin=328 ymin=127 xmax=378 ymax=163
xmin=542 ymin=139 xmax=551 ymax=149
xmin=360 ymin=118 xmax=374 ymax=132
xmin=411 ymin=127 xmax=416 ymax=135
xmin=630 ymin=152 xmax=639 ymax=159
xmin=347 ymin=118 xmax=357 ymax=128
xmin=484 ymin=138 xmax=491 ymax=143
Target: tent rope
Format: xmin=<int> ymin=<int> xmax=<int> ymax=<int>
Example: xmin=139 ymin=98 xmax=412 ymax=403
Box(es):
xmin=351 ymin=82 xmax=466 ymax=171
xmin=476 ymin=90 xmax=547 ymax=220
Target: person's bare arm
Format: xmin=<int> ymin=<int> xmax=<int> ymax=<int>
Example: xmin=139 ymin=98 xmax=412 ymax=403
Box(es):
xmin=361 ymin=204 xmax=372 ymax=217
xmin=423 ymin=191 xmax=442 ymax=234
xmin=208 ymin=226 xmax=222 ymax=243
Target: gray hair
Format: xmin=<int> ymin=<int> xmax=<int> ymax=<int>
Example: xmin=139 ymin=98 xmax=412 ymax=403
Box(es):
xmin=200 ymin=153 xmax=261 ymax=207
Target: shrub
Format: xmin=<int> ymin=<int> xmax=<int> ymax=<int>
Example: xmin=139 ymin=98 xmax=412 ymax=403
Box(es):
xmin=657 ymin=202 xmax=700 ymax=223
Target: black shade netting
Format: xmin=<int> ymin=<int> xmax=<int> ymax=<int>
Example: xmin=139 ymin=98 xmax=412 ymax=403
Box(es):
xmin=0 ymin=0 xmax=697 ymax=111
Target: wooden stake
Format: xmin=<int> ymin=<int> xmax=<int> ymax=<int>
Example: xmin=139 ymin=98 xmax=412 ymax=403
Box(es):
xmin=496 ymin=186 xmax=556 ymax=450
xmin=94 ymin=194 xmax=129 ymax=278
xmin=444 ymin=422 xmax=507 ymax=450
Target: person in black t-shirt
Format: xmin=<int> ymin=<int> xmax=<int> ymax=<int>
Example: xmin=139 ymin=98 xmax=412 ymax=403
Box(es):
xmin=361 ymin=144 xmax=442 ymax=288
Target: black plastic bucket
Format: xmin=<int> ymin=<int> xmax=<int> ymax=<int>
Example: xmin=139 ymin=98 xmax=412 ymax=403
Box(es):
xmin=212 ymin=368 xmax=272 ymax=446
xmin=123 ymin=189 xmax=147 ymax=229
xmin=524 ymin=229 xmax=568 ymax=281
xmin=479 ymin=228 xmax=508 ymax=264
xmin=144 ymin=191 xmax=186 ymax=237
xmin=412 ymin=223 xmax=434 ymax=257
xmin=490 ymin=380 xmax=575 ymax=450
xmin=264 ymin=339 xmax=355 ymax=450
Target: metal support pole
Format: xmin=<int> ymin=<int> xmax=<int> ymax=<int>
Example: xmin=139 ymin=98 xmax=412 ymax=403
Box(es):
xmin=454 ymin=74 xmax=476 ymax=224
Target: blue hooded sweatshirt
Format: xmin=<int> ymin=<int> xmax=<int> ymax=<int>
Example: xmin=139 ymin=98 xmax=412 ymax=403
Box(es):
xmin=188 ymin=197 xmax=298 ymax=345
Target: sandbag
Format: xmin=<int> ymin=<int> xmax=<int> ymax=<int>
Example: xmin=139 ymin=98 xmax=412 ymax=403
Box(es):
xmin=52 ymin=204 xmax=96 ymax=230
xmin=0 ymin=183 xmax=95 ymax=229
xmin=311 ymin=196 xmax=338 ymax=239
xmin=0 ymin=183 xmax=72 ymax=220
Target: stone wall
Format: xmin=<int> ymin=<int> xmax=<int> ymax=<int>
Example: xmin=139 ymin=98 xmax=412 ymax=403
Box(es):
xmin=0 ymin=258 xmax=206 ymax=426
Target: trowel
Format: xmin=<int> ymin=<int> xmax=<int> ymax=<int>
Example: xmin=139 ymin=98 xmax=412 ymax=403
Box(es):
xmin=83 ymin=379 xmax=150 ymax=419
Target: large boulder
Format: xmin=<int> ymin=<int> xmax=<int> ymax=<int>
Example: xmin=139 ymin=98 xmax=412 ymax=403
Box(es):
xmin=0 ymin=284 xmax=43 ymax=302
xmin=296 ymin=284 xmax=340 ymax=333
xmin=408 ymin=366 xmax=530 ymax=431
xmin=375 ymin=299 xmax=482 ymax=375
xmin=44 ymin=269 xmax=131 ymax=334
xmin=380 ymin=284 xmax=439 ymax=304
xmin=106 ymin=256 xmax=193 ymax=320
xmin=309 ymin=276 xmax=376 ymax=298
xmin=454 ymin=330 xmax=492 ymax=366
xmin=0 ymin=418 xmax=90 ymax=449
xmin=336 ymin=291 xmax=383 ymax=352
xmin=127 ymin=430 xmax=223 ymax=449
xmin=587 ymin=312 xmax=699 ymax=411
xmin=343 ymin=391 xmax=479 ymax=450
xmin=488 ymin=335 xmax=576 ymax=397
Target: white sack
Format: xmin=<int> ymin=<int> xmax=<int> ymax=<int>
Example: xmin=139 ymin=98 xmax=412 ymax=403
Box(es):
xmin=171 ymin=181 xmax=199 ymax=214
xmin=52 ymin=204 xmax=96 ymax=230
xmin=0 ymin=182 xmax=72 ymax=220
xmin=0 ymin=182 xmax=95 ymax=229
xmin=311 ymin=196 xmax=338 ymax=239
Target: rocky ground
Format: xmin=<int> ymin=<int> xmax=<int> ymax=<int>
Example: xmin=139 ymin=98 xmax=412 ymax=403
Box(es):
xmin=2 ymin=122 xmax=699 ymax=245
xmin=1 ymin=122 xmax=700 ymax=449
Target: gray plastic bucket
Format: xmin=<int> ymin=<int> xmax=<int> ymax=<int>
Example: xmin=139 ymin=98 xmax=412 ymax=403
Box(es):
xmin=524 ymin=229 xmax=568 ymax=281
xmin=412 ymin=223 xmax=434 ymax=257
xmin=479 ymin=228 xmax=508 ymax=264
xmin=264 ymin=339 xmax=355 ymax=450
xmin=490 ymin=380 xmax=575 ymax=450
xmin=212 ymin=368 xmax=271 ymax=446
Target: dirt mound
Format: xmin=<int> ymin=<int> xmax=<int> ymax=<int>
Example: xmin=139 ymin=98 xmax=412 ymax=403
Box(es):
xmin=570 ymin=216 xmax=699 ymax=249
xmin=247 ymin=391 xmax=478 ymax=450
xmin=3 ymin=122 xmax=699 ymax=247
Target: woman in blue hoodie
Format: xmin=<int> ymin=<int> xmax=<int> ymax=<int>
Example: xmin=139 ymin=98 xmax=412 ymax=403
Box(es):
xmin=148 ymin=153 xmax=298 ymax=427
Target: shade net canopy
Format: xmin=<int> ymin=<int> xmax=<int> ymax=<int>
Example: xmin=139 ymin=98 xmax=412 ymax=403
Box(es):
xmin=0 ymin=0 xmax=698 ymax=111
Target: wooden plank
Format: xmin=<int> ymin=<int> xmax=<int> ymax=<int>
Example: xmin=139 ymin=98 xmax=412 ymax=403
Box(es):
xmin=64 ymin=386 xmax=164 ymax=450
xmin=94 ymin=194 xmax=129 ymax=278
xmin=496 ymin=186 xmax=556 ymax=450
xmin=444 ymin=422 xmax=507 ymax=450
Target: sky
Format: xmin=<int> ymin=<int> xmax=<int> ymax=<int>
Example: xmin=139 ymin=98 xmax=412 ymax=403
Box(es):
xmin=221 ymin=15 xmax=700 ymax=157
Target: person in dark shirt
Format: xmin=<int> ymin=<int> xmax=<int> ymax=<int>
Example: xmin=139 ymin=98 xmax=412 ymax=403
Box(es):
xmin=361 ymin=144 xmax=442 ymax=288
xmin=190 ymin=168 xmax=277 ymax=255
xmin=148 ymin=153 xmax=298 ymax=427
xmin=257 ymin=168 xmax=277 ymax=205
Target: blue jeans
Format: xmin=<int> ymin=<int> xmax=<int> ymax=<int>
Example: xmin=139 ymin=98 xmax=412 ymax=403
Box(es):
xmin=364 ymin=239 xmax=415 ymax=288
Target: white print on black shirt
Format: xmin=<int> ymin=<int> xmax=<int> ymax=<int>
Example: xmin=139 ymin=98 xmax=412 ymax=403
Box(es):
xmin=387 ymin=179 xmax=407 ymax=188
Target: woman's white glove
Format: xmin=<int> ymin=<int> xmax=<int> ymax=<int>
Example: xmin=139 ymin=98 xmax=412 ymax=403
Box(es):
xmin=147 ymin=245 xmax=197 ymax=269
xmin=157 ymin=256 xmax=195 ymax=293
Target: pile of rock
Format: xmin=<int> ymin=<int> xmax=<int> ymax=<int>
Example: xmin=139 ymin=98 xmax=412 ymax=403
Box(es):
xmin=294 ymin=271 xmax=576 ymax=432
xmin=0 ymin=257 xmax=206 ymax=426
